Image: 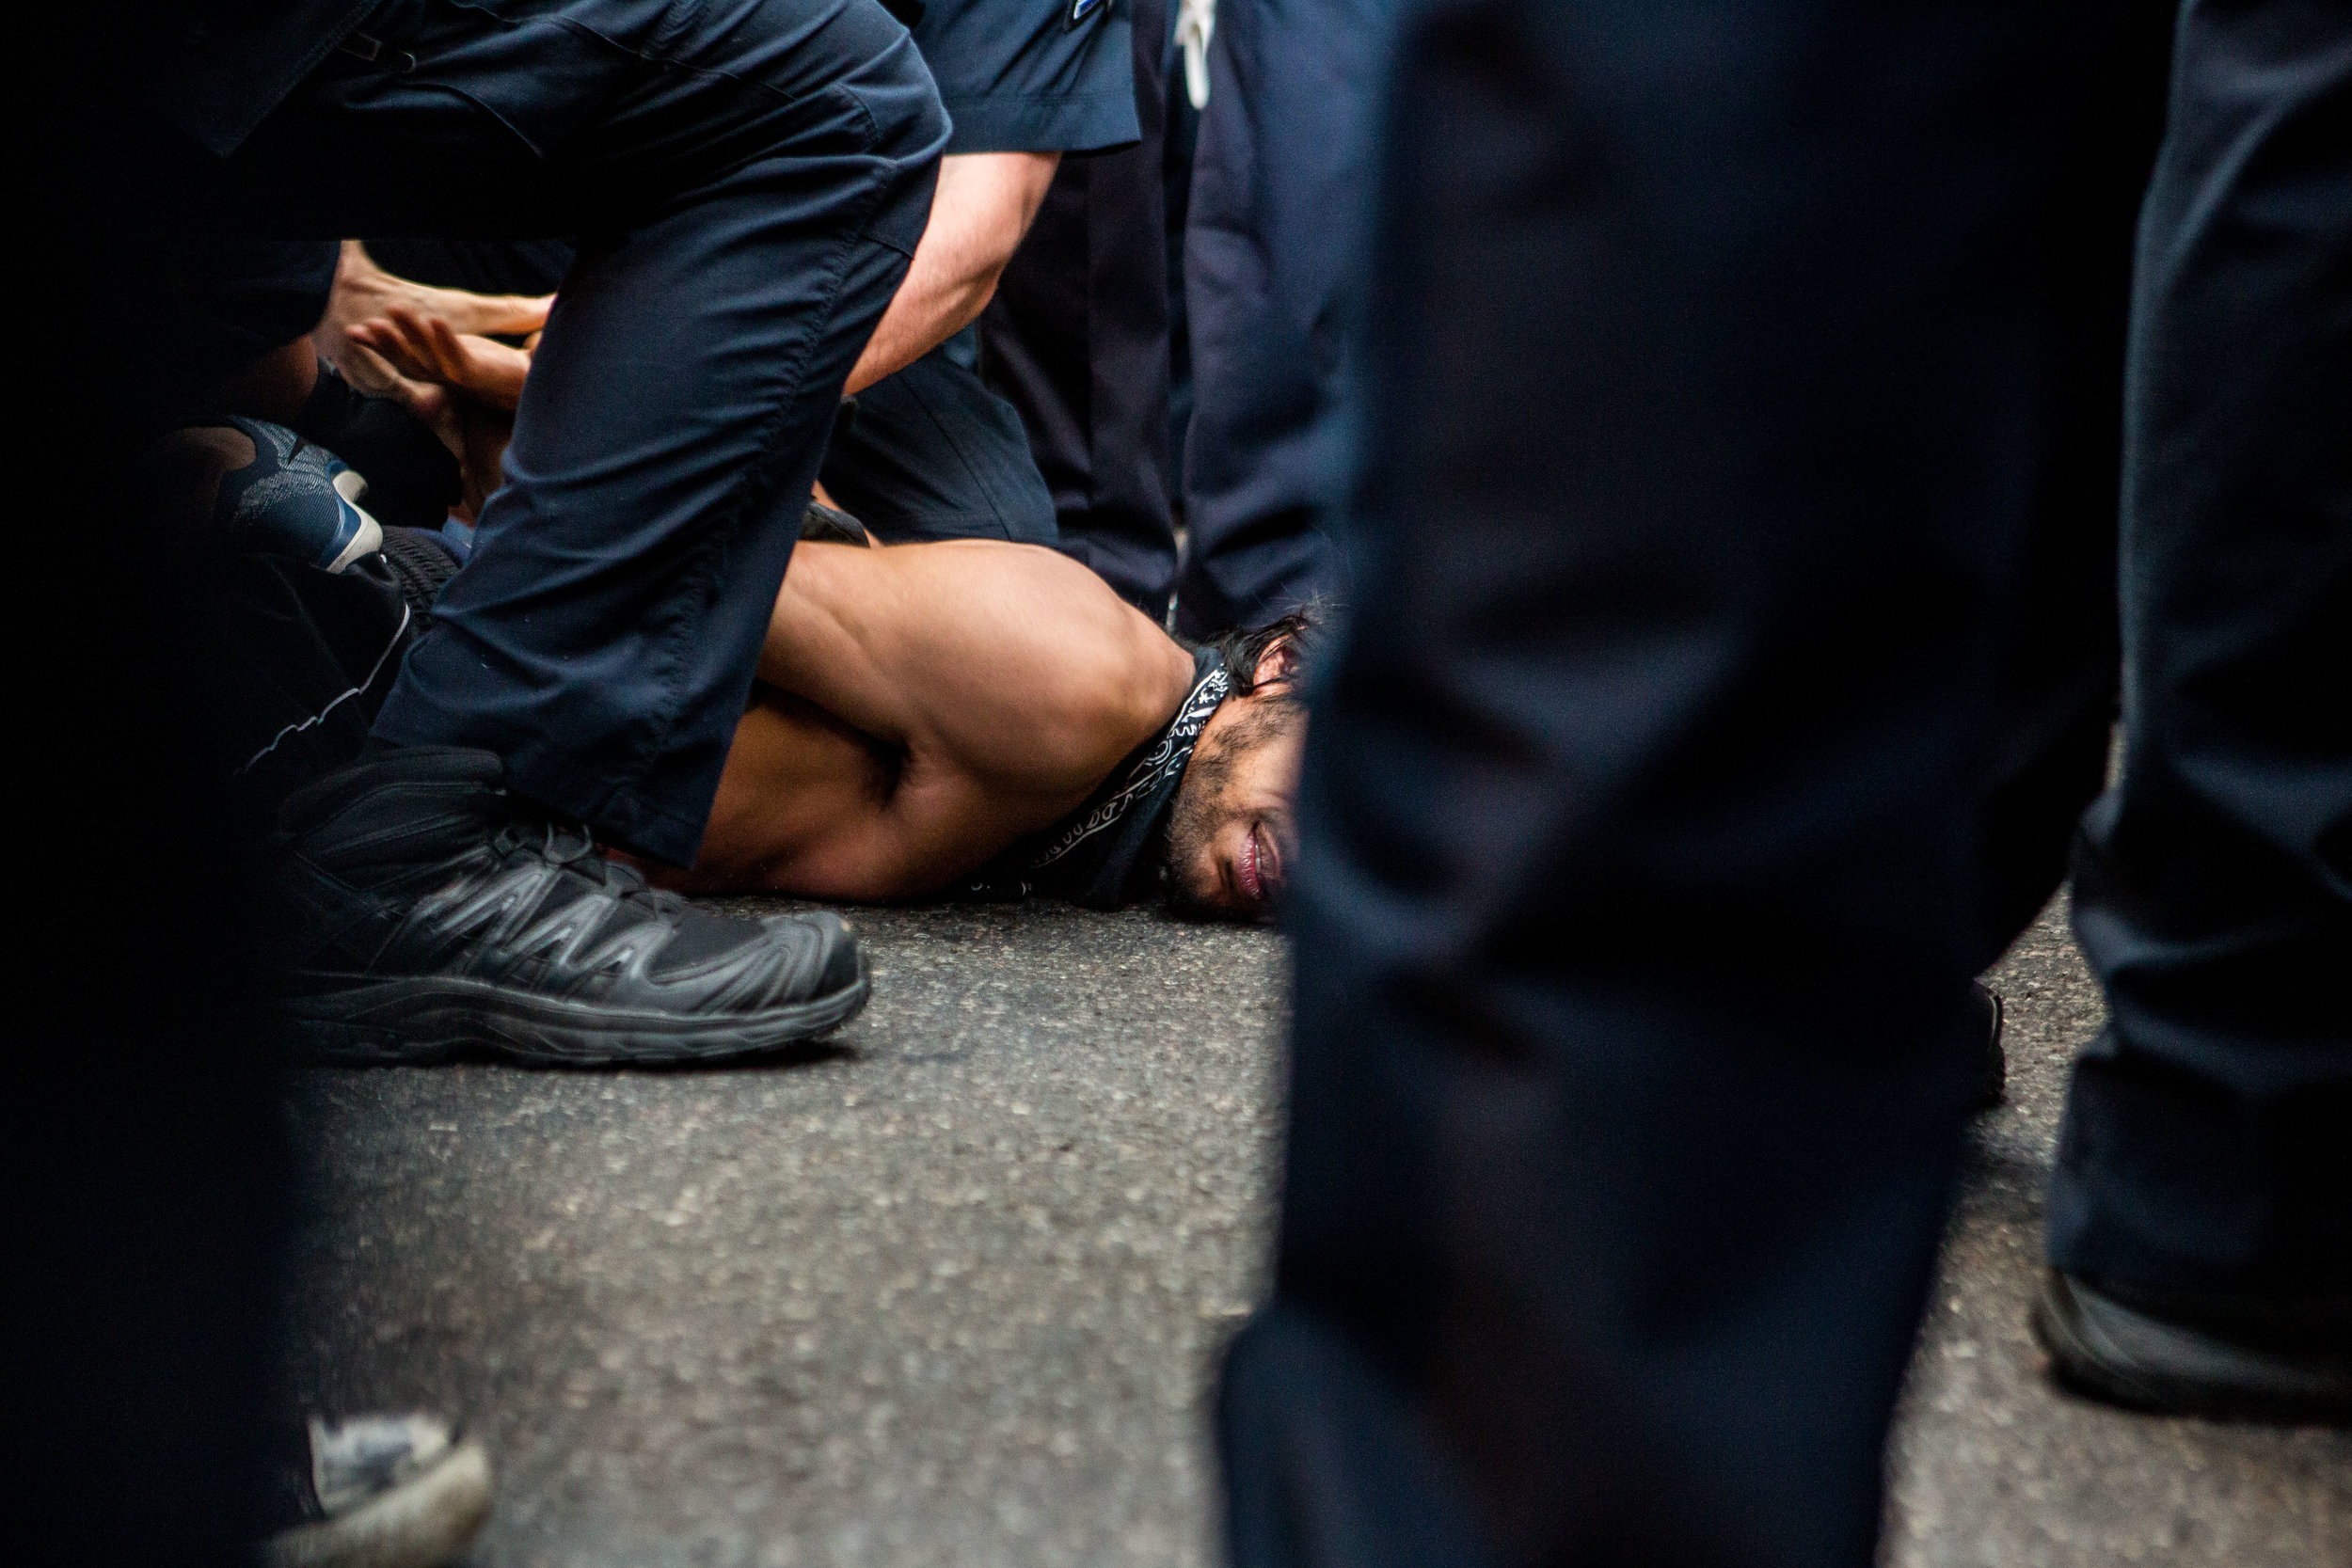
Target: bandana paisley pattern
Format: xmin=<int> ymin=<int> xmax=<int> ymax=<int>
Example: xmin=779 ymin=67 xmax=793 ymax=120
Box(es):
xmin=961 ymin=648 xmax=1230 ymax=910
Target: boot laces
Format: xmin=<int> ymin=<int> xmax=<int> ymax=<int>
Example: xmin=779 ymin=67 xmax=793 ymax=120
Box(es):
xmin=488 ymin=800 xmax=688 ymax=920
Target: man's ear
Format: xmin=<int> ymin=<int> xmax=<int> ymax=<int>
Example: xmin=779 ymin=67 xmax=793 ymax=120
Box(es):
xmin=1254 ymin=635 xmax=1299 ymax=689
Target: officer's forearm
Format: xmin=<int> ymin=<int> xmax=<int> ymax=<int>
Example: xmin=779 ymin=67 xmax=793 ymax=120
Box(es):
xmin=844 ymin=150 xmax=1059 ymax=395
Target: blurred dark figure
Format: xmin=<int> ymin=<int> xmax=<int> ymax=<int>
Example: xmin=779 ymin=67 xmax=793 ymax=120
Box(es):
xmin=15 ymin=24 xmax=288 ymax=1567
xmin=1216 ymin=6 xmax=2193 ymax=1568
xmin=2037 ymin=0 xmax=2352 ymax=1415
xmin=11 ymin=445 xmax=290 ymax=1568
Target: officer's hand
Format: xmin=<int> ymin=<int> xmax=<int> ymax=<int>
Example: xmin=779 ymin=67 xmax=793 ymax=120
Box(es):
xmin=345 ymin=307 xmax=532 ymax=412
xmin=318 ymin=241 xmax=550 ymax=397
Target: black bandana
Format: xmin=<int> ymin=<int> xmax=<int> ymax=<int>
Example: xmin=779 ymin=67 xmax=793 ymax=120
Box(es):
xmin=959 ymin=648 xmax=1231 ymax=910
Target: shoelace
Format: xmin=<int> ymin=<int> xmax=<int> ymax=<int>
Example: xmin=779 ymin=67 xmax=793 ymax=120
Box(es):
xmin=1173 ymin=0 xmax=1214 ymax=109
xmin=489 ymin=808 xmax=689 ymax=920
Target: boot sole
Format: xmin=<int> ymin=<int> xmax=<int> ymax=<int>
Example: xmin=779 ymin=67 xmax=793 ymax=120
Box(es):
xmin=282 ymin=954 xmax=870 ymax=1068
xmin=2031 ymin=1270 xmax=2352 ymax=1424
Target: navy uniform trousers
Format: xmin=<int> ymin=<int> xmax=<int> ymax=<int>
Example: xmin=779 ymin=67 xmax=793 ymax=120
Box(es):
xmin=981 ymin=0 xmax=1180 ymax=617
xmin=2052 ymin=0 xmax=2352 ymax=1313
xmin=1173 ymin=0 xmax=1385 ymax=637
xmin=1206 ymin=2 xmax=2352 ymax=1566
xmin=821 ymin=325 xmax=1059 ymax=544
xmin=189 ymin=0 xmax=947 ymax=866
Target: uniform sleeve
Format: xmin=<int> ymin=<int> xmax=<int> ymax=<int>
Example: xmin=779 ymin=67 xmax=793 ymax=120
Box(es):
xmin=913 ymin=0 xmax=1142 ymax=155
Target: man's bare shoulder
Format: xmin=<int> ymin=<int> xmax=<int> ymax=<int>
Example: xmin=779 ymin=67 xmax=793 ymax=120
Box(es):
xmin=779 ymin=539 xmax=1195 ymax=794
xmin=692 ymin=540 xmax=1197 ymax=904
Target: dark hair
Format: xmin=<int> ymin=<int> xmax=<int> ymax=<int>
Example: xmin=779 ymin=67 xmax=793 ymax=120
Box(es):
xmin=1205 ymin=599 xmax=1327 ymax=704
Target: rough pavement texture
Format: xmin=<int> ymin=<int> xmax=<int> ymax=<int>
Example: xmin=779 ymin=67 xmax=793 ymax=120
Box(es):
xmin=281 ymin=895 xmax=2347 ymax=1568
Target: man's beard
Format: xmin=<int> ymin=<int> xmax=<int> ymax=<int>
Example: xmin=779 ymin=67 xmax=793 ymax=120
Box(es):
xmin=1159 ymin=702 xmax=1289 ymax=919
xmin=1161 ymin=747 xmax=1237 ymax=917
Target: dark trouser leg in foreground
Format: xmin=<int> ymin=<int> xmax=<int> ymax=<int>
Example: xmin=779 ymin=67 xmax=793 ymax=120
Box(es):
xmin=190 ymin=0 xmax=946 ymax=1062
xmin=2042 ymin=0 xmax=2352 ymax=1417
xmin=1217 ymin=4 xmax=2144 ymax=1566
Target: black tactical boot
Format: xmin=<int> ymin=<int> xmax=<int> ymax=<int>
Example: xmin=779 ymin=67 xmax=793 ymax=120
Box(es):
xmin=273 ymin=746 xmax=867 ymax=1065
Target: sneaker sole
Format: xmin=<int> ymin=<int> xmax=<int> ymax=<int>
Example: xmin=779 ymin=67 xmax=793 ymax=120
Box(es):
xmin=262 ymin=1436 xmax=492 ymax=1568
xmin=282 ymin=953 xmax=870 ymax=1068
xmin=325 ymin=510 xmax=385 ymax=574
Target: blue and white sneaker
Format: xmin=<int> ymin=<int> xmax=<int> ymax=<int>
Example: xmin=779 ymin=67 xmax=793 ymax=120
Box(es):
xmin=255 ymin=1411 xmax=494 ymax=1568
xmin=207 ymin=416 xmax=385 ymax=573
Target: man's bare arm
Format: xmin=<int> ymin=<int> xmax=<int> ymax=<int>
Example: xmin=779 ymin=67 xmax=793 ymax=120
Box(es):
xmin=843 ymin=151 xmax=1059 ymax=395
xmin=692 ymin=690 xmax=1070 ymax=900
xmin=678 ymin=543 xmax=1193 ymax=900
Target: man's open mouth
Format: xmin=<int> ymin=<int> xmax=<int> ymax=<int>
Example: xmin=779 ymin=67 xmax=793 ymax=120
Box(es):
xmin=1237 ymin=823 xmax=1282 ymax=909
xmin=1236 ymin=829 xmax=1264 ymax=905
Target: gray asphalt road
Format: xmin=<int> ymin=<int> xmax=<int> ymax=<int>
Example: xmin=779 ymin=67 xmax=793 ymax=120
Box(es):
xmin=281 ymin=895 xmax=2347 ymax=1568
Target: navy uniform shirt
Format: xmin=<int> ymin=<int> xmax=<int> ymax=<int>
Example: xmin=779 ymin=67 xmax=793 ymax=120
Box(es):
xmin=915 ymin=0 xmax=1139 ymax=154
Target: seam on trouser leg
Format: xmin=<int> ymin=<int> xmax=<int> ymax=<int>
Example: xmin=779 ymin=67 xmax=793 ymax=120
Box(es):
xmin=612 ymin=150 xmax=898 ymax=831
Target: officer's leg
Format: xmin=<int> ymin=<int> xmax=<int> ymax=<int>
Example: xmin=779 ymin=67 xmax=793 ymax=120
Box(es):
xmin=2051 ymin=0 xmax=2352 ymax=1354
xmin=979 ymin=0 xmax=1177 ymax=616
xmin=1964 ymin=16 xmax=2170 ymax=973
xmin=1217 ymin=3 xmax=2127 ymax=1566
xmin=174 ymin=0 xmax=945 ymax=1065
xmin=220 ymin=0 xmax=946 ymax=863
xmin=1172 ymin=0 xmax=1378 ymax=637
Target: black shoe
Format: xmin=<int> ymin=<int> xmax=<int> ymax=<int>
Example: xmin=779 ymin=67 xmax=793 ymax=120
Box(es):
xmin=258 ymin=1412 xmax=492 ymax=1568
xmin=802 ymin=499 xmax=872 ymax=546
xmin=273 ymin=746 xmax=869 ymax=1066
xmin=1968 ymin=979 xmax=2006 ymax=1110
xmin=2031 ymin=1269 xmax=2352 ymax=1423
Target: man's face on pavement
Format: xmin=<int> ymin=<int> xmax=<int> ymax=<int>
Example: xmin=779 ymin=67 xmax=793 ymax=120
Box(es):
xmin=1163 ymin=643 xmax=1309 ymax=924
